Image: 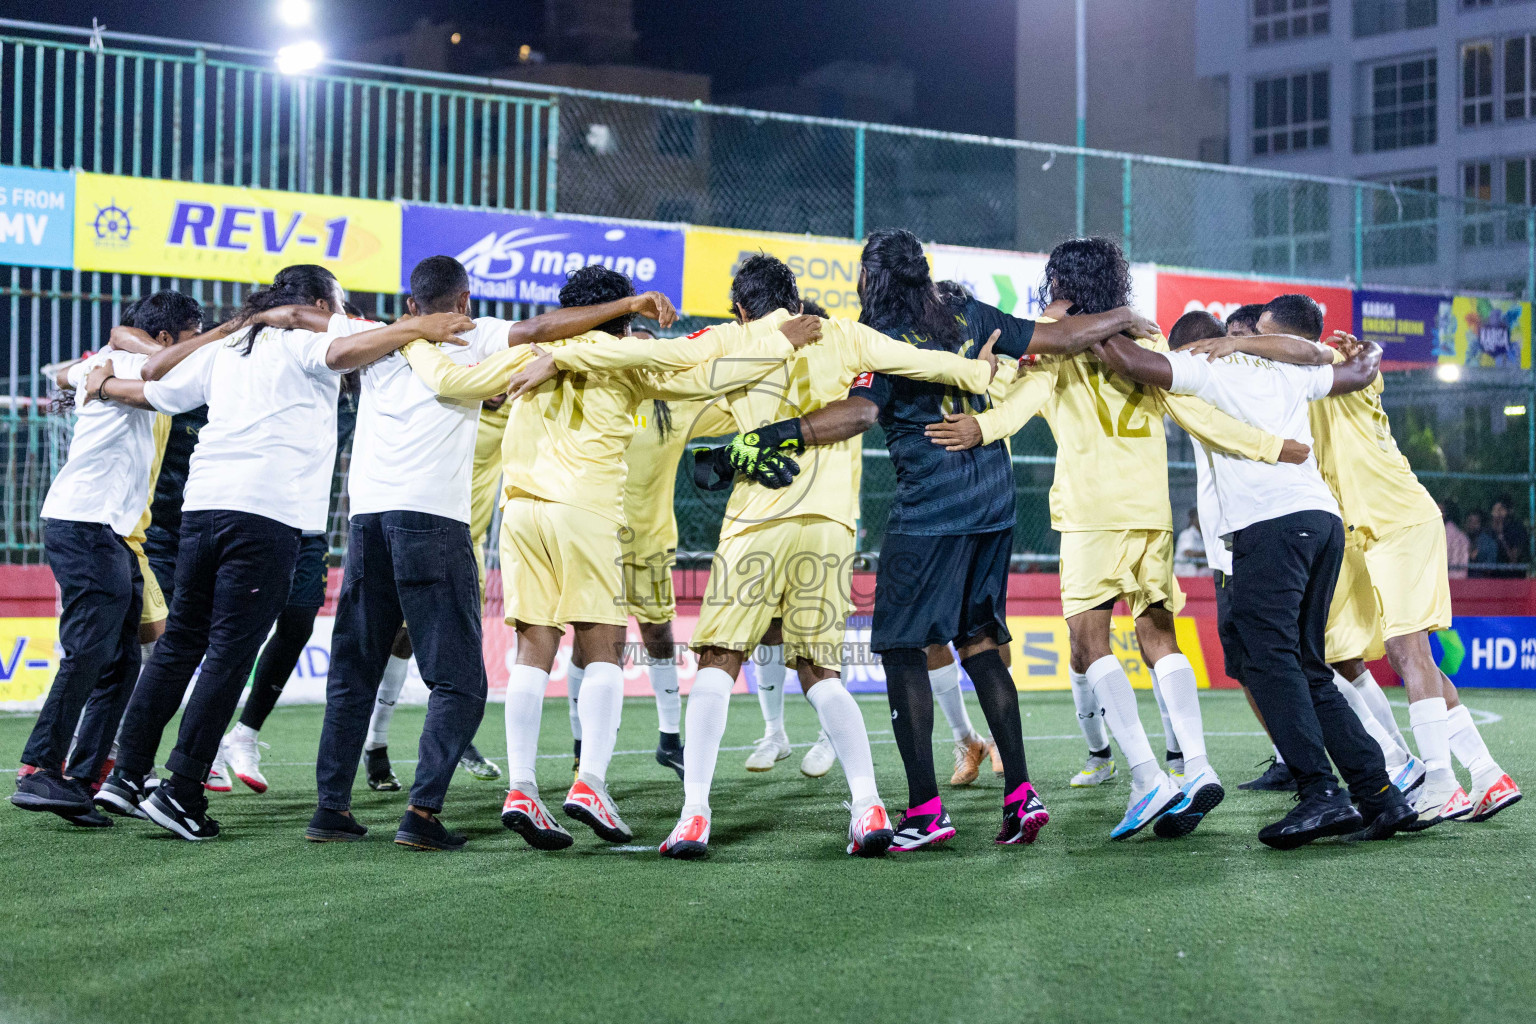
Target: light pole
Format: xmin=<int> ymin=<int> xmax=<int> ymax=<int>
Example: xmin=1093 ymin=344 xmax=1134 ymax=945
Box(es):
xmin=275 ymin=1 xmax=321 ymax=193
xmin=1075 ymin=0 xmax=1086 ymax=237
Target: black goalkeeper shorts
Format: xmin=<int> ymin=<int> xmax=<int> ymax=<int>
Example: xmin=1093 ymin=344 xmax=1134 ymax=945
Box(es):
xmin=871 ymin=529 xmax=1012 ymax=654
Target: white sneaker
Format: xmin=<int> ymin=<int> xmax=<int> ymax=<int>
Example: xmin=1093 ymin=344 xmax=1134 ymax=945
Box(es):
xmin=744 ymin=733 xmax=791 ymax=772
xmin=1070 ymin=754 xmax=1117 ymax=788
xmin=800 ymin=731 xmax=837 ymax=778
xmin=221 ymin=731 xmax=269 ymax=794
xmin=205 ymin=758 xmax=232 ymax=793
xmin=1407 ymin=770 xmax=1474 ymax=831
xmin=659 ymin=808 xmax=711 ymax=859
xmin=844 ymin=799 xmax=894 ymax=857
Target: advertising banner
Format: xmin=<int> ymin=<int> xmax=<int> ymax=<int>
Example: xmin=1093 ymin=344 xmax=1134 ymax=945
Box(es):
xmin=1156 ymin=270 xmax=1352 ymax=338
xmin=1353 ymin=289 xmax=1444 ymax=365
xmin=928 ymin=244 xmax=1158 ymax=321
xmin=0 ymin=166 xmax=73 ymax=270
xmin=400 ymin=205 xmax=685 ymax=307
xmin=1432 ymin=618 xmax=1536 ymax=688
xmin=0 ymin=618 xmax=60 ymax=710
xmin=73 ymin=172 xmax=400 ymax=291
xmin=682 ymin=227 xmax=863 ymax=318
xmin=1437 ymin=296 xmax=1531 ymax=369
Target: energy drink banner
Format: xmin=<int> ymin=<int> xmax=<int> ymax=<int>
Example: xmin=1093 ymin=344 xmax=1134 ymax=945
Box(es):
xmin=682 ymin=227 xmax=863 ymax=318
xmin=1437 ymin=296 xmax=1531 ymax=369
xmin=927 ymin=244 xmax=1158 ymax=320
xmin=73 ymin=172 xmax=400 ymax=291
xmin=400 ymin=205 xmax=684 ymax=307
xmin=0 ymin=166 xmax=74 ymax=269
xmin=1353 ymin=289 xmax=1443 ymax=366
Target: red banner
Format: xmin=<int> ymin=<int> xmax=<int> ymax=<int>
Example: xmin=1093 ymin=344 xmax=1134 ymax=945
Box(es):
xmin=1156 ymin=271 xmax=1353 ymax=339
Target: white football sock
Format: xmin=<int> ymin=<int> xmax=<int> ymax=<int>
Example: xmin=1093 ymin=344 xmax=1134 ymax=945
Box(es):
xmin=365 ymin=654 xmax=410 ymax=751
xmin=231 ymin=722 xmax=258 ymax=743
xmin=806 ymin=677 xmax=878 ymax=806
xmin=575 ymin=662 xmax=624 ymax=785
xmin=649 ymin=661 xmax=681 ymax=735
xmin=1332 ymin=671 xmax=1408 ymax=772
xmin=928 ymin=659 xmax=975 ymax=742
xmin=1272 ymin=743 xmax=1286 ymax=765
xmin=1446 ymin=703 xmax=1501 ymax=790
xmin=755 ymin=645 xmax=786 ymax=737
xmin=139 ymin=640 xmax=157 ymax=668
xmin=1408 ymin=697 xmax=1453 ymax=783
xmin=566 ymin=663 xmax=585 ymax=741
xmin=1085 ymin=655 xmax=1158 ymax=788
xmin=1353 ymin=669 xmax=1411 ymax=753
xmin=1070 ymin=666 xmax=1109 ymax=752
xmin=1150 ymin=672 xmax=1179 ymax=756
xmin=1153 ymin=653 xmax=1207 ymax=773
xmin=504 ymin=664 xmax=549 ymax=788
xmin=683 ymin=667 xmax=735 ymax=811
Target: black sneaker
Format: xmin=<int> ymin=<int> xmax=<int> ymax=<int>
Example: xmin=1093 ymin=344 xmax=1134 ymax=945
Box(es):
xmin=1349 ymin=786 xmax=1417 ymax=842
xmin=1258 ymin=788 xmax=1362 ymax=850
xmin=655 ymin=731 xmax=684 ymax=781
xmin=394 ymin=810 xmax=466 ymax=851
xmin=364 ymin=747 xmax=401 ymax=792
xmin=95 ymin=770 xmax=151 ymax=819
xmin=10 ymin=768 xmax=93 ymax=816
xmin=60 ymin=808 xmax=114 ymax=828
xmin=1239 ymin=757 xmax=1296 ymax=792
xmin=142 ymin=785 xmax=221 ymax=841
xmin=306 ymin=807 xmax=369 ymax=843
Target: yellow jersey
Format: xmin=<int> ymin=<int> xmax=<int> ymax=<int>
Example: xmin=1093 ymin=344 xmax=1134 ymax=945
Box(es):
xmin=973 ymin=333 xmax=1284 ymax=533
xmin=622 ymin=398 xmax=736 ymax=555
xmin=1309 ymin=374 xmax=1439 ymax=541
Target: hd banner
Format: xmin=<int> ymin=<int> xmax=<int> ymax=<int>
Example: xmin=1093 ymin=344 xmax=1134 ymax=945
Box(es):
xmin=682 ymin=226 xmax=863 ymax=318
xmin=400 ymin=205 xmax=684 ymax=307
xmin=73 ymin=172 xmax=401 ymax=291
xmin=927 ymin=244 xmax=1159 ymax=321
xmin=1433 ymin=618 xmax=1536 ymax=689
xmin=0 ymin=166 xmax=73 ymax=269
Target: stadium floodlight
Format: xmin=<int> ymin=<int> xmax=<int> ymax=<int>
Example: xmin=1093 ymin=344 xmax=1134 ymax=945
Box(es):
xmin=276 ymin=40 xmax=324 ymax=75
xmin=277 ymin=0 xmax=313 ymax=27
xmin=1436 ymin=363 xmax=1461 ymax=383
xmin=1505 ymin=404 xmax=1528 ymax=417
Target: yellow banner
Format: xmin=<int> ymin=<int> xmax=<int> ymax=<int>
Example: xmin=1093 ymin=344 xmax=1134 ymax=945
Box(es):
xmin=682 ymin=226 xmax=863 ymax=319
xmin=1005 ymin=615 xmax=1210 ymax=692
xmin=0 ymin=618 xmax=60 ymax=707
xmin=73 ymin=172 xmax=401 ymax=292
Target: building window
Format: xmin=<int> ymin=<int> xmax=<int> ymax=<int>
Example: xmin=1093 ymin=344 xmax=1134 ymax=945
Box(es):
xmin=1353 ymin=0 xmax=1437 ymax=37
xmin=1504 ymin=157 xmax=1535 ymax=241
xmin=1462 ymin=160 xmax=1496 ymax=246
xmin=1462 ymin=41 xmax=1495 ymax=126
xmin=1358 ymin=54 xmax=1437 ymax=152
xmin=1252 ymin=181 xmax=1332 ymax=272
xmin=1252 ymin=0 xmax=1331 ymax=45
xmin=1366 ymin=173 xmax=1438 ymax=267
xmin=1459 ymin=0 xmax=1493 ymax=8
xmin=1505 ymin=35 xmax=1535 ymax=119
xmin=1252 ymin=71 xmax=1331 ymax=155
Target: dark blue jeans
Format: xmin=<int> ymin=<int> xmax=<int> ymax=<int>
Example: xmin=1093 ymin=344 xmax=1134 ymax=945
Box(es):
xmin=115 ymin=510 xmax=300 ymax=785
xmin=22 ymin=519 xmax=142 ymax=779
xmin=316 ymin=511 xmax=486 ymax=815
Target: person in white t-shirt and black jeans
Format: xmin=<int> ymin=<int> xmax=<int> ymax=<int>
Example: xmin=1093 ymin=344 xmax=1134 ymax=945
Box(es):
xmin=88 ymin=264 xmax=473 ymax=841
xmin=1093 ymin=323 xmax=1418 ymax=849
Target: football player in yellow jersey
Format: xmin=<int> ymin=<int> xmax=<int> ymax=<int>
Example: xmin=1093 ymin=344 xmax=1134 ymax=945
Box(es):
xmin=1207 ymin=295 xmax=1521 ymax=826
xmin=402 ymin=264 xmax=820 ymax=850
xmin=929 ymin=238 xmax=1307 ymax=841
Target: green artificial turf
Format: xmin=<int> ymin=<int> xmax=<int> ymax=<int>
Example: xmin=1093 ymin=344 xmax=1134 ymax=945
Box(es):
xmin=1 ymin=689 xmax=1532 ymax=1024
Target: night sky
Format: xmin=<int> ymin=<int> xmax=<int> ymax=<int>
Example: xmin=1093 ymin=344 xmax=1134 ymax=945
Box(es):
xmin=0 ymin=0 xmax=1017 ymax=137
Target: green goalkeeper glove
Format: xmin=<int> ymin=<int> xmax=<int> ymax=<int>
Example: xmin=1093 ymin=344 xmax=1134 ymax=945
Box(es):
xmin=725 ymin=418 xmax=804 ymax=488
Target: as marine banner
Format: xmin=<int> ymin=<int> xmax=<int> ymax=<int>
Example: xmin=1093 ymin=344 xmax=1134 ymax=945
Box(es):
xmin=73 ymin=172 xmax=401 ymax=291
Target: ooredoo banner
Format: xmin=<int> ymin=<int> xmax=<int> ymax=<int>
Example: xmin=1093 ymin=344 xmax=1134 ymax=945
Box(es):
xmin=1155 ymin=270 xmax=1351 ymax=338
xmin=401 ymin=205 xmax=685 ymax=307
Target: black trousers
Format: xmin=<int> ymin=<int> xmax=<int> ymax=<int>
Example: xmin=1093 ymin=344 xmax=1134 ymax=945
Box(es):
xmin=315 ymin=511 xmax=486 ymax=815
xmin=115 ymin=510 xmax=300 ymax=783
xmin=1229 ymin=510 xmax=1389 ymax=801
xmin=22 ymin=519 xmax=142 ymax=779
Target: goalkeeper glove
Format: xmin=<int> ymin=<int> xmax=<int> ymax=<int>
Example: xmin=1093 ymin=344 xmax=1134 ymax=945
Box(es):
xmin=692 ymin=444 xmax=736 ymax=492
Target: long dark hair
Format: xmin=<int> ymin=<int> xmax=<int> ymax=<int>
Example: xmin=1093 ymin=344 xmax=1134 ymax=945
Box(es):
xmin=858 ymin=228 xmax=961 ymax=348
xmin=232 ymin=264 xmax=339 ymax=355
xmin=653 ymin=400 xmax=673 ymax=439
xmin=1041 ymin=237 xmax=1131 ymax=315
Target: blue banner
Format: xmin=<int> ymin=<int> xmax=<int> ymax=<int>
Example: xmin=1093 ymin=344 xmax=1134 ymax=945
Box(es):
xmin=1432 ymin=618 xmax=1536 ymax=689
xmin=400 ymin=205 xmax=685 ymax=307
xmin=1353 ymin=288 xmax=1446 ymax=365
xmin=0 ymin=166 xmax=73 ymax=269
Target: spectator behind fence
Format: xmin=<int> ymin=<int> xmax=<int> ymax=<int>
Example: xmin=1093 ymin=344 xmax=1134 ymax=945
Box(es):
xmin=1173 ymin=508 xmax=1208 ymax=577
xmin=1443 ymin=500 xmax=1469 ymax=580
xmin=1489 ymin=495 xmax=1530 ymax=579
xmin=1466 ymin=510 xmax=1497 ymax=578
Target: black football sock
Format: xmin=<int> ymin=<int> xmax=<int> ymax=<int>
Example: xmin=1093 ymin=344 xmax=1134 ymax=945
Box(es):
xmin=881 ymin=647 xmax=938 ymax=809
xmin=239 ymin=605 xmax=319 ymax=731
xmin=962 ymin=648 xmax=1030 ymax=793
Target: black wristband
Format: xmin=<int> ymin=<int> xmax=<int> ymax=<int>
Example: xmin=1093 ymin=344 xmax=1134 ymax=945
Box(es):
xmin=96 ymin=375 xmax=113 ymax=403
xmin=744 ymin=417 xmax=804 ymax=452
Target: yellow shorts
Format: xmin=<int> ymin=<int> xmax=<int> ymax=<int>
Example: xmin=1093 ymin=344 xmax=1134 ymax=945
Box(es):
xmin=1364 ymin=518 xmax=1453 ymax=642
xmin=124 ymin=536 xmax=168 ymax=627
xmin=692 ymin=516 xmax=853 ymax=668
xmin=469 ymin=415 xmax=507 ymax=602
xmin=499 ymin=496 xmax=627 ymax=628
xmin=620 ymin=535 xmax=677 ymax=624
xmin=1324 ymin=541 xmax=1384 ymax=663
xmin=1058 ymin=529 xmax=1185 ymax=620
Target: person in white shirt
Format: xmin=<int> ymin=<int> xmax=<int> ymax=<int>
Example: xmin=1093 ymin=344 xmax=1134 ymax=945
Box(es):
xmin=88 ymin=263 xmax=473 ymax=842
xmin=1173 ymin=508 xmax=1206 ymax=577
xmin=1093 ymin=321 xmax=1418 ymax=850
xmin=306 ymin=256 xmax=682 ymax=851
